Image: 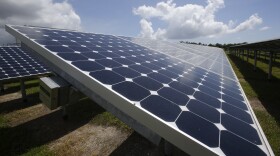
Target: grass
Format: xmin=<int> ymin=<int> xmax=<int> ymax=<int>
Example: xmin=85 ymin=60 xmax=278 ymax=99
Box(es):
xmin=227 ymin=53 xmax=280 ymax=155
xmin=0 ymin=78 xmax=131 ymax=155
xmin=21 ymin=146 xmax=54 ymax=156
xmin=0 ymin=114 xmax=8 ymax=128
xmin=90 ymin=112 xmax=132 ymax=132
xmin=0 ymin=79 xmax=50 ymax=155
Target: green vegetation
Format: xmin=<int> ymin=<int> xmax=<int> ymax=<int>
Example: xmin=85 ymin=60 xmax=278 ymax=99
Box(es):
xmin=0 ymin=114 xmax=8 ymax=128
xmin=227 ymin=53 xmax=280 ymax=155
xmin=21 ymin=146 xmax=54 ymax=156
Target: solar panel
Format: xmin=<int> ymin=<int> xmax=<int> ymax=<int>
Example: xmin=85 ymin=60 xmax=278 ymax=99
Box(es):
xmin=119 ymin=37 xmax=236 ymax=80
xmin=6 ymin=25 xmax=273 ymax=156
xmin=0 ymin=46 xmax=50 ymax=81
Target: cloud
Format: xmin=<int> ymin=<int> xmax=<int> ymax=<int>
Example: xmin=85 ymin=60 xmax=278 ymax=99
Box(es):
xmin=133 ymin=0 xmax=263 ymax=39
xmin=259 ymin=26 xmax=270 ymax=31
xmin=0 ymin=0 xmax=81 ymax=45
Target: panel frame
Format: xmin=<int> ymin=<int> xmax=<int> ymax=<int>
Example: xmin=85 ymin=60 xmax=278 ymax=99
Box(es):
xmin=5 ymin=25 xmax=274 ymax=156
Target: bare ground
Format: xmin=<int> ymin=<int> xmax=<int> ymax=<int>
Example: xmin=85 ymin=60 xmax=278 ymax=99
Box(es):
xmin=1 ymin=88 xmax=267 ymax=156
xmin=0 ymin=90 xmax=165 ymax=156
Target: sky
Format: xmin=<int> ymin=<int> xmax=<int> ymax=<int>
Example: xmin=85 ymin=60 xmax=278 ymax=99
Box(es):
xmin=0 ymin=0 xmax=279 ymax=45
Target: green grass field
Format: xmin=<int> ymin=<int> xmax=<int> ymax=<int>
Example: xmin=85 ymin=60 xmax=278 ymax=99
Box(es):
xmin=227 ymin=53 xmax=280 ymax=155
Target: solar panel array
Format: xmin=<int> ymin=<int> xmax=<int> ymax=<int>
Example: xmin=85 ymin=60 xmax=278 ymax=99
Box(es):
xmin=119 ymin=37 xmax=236 ymax=80
xmin=0 ymin=46 xmax=50 ymax=81
xmin=6 ymin=25 xmax=271 ymax=156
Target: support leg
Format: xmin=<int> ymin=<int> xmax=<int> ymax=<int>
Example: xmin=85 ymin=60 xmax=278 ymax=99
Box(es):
xmin=254 ymin=50 xmax=257 ymax=71
xmin=164 ymin=140 xmax=173 ymax=156
xmin=246 ymin=50 xmax=249 ymax=62
xmin=0 ymin=82 xmax=4 ymax=92
xmin=268 ymin=52 xmax=273 ymax=80
xmin=20 ymin=79 xmax=27 ymax=102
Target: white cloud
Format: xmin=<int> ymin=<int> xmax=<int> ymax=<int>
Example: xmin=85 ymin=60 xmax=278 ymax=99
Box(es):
xmin=133 ymin=0 xmax=263 ymax=39
xmin=0 ymin=0 xmax=81 ymax=45
xmin=259 ymin=26 xmax=270 ymax=31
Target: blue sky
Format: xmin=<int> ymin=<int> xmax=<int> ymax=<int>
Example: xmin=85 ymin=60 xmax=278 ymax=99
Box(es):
xmin=0 ymin=0 xmax=279 ymax=44
xmin=66 ymin=0 xmax=280 ymax=44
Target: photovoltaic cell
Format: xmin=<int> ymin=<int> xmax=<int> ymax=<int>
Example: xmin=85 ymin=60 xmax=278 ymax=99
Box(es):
xmin=0 ymin=46 xmax=50 ymax=81
xmin=6 ymin=25 xmax=272 ymax=156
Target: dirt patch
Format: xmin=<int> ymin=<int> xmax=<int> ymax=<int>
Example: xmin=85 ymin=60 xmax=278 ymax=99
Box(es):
xmin=249 ymin=98 xmax=266 ymax=111
xmin=0 ymin=92 xmax=21 ymax=103
xmin=0 ymin=91 xmax=164 ymax=155
xmin=48 ymin=125 xmax=131 ymax=156
xmin=4 ymin=104 xmax=51 ymax=127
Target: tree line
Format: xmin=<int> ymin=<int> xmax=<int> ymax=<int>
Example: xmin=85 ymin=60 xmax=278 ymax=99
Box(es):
xmin=180 ymin=41 xmax=248 ymax=50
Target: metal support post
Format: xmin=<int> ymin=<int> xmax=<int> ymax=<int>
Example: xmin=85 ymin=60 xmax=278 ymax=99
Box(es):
xmin=246 ymin=50 xmax=249 ymax=62
xmin=268 ymin=52 xmax=273 ymax=80
xmin=254 ymin=50 xmax=257 ymax=71
xmin=242 ymin=49 xmax=244 ymax=60
xmin=164 ymin=140 xmax=173 ymax=156
xmin=0 ymin=82 xmax=4 ymax=92
xmin=20 ymin=79 xmax=27 ymax=102
xmin=62 ymin=86 xmax=84 ymax=120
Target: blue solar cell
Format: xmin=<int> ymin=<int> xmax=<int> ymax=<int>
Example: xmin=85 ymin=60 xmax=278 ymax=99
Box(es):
xmin=222 ymin=88 xmax=243 ymax=100
xmin=68 ymin=45 xmax=91 ymax=52
xmin=177 ymin=77 xmax=199 ymax=88
xmin=148 ymin=72 xmax=172 ymax=84
xmin=112 ymin=81 xmax=150 ymax=101
xmin=176 ymin=112 xmax=219 ymax=147
xmin=202 ymin=80 xmax=221 ymax=91
xmin=169 ymin=81 xmax=194 ymax=95
xmin=57 ymin=53 xmax=88 ymax=61
xmin=222 ymin=103 xmax=253 ymax=124
xmin=114 ymin=58 xmax=135 ymax=65
xmin=222 ymin=94 xmax=247 ymax=110
xmin=129 ymin=64 xmax=152 ymax=74
xmin=194 ymin=91 xmax=221 ymax=108
xmin=95 ymin=59 xmax=122 ymax=68
xmin=220 ymin=131 xmax=266 ymax=156
xmin=35 ymin=40 xmax=61 ymax=46
xmin=157 ymin=69 xmax=178 ymax=78
xmin=90 ymin=70 xmax=124 ymax=85
xmin=133 ymin=76 xmax=163 ymax=91
xmin=45 ymin=45 xmax=74 ymax=53
xmin=158 ymin=87 xmax=189 ymax=106
xmin=98 ymin=52 xmax=120 ymax=58
xmin=126 ymin=56 xmax=145 ymax=63
xmin=221 ymin=114 xmax=261 ymax=144
xmin=198 ymin=85 xmax=221 ymax=98
xmin=81 ymin=52 xmax=106 ymax=60
xmin=187 ymin=100 xmax=220 ymax=123
xmin=142 ymin=62 xmax=162 ymax=70
xmin=71 ymin=61 xmax=104 ymax=71
xmin=141 ymin=95 xmax=181 ymax=122
xmin=112 ymin=67 xmax=140 ymax=78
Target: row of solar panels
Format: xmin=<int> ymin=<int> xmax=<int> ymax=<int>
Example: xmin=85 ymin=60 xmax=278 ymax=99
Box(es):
xmin=1 ymin=25 xmax=274 ymax=156
xmin=0 ymin=46 xmax=50 ymax=81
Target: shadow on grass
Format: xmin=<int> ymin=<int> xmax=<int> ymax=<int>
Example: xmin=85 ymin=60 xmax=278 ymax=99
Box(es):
xmin=240 ymin=54 xmax=280 ymax=67
xmin=111 ymin=132 xmax=161 ymax=156
xmin=228 ymin=54 xmax=280 ymax=124
xmin=0 ymin=98 xmax=105 ymax=155
xmin=111 ymin=132 xmax=189 ymax=156
xmin=0 ymin=93 xmax=41 ymax=114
